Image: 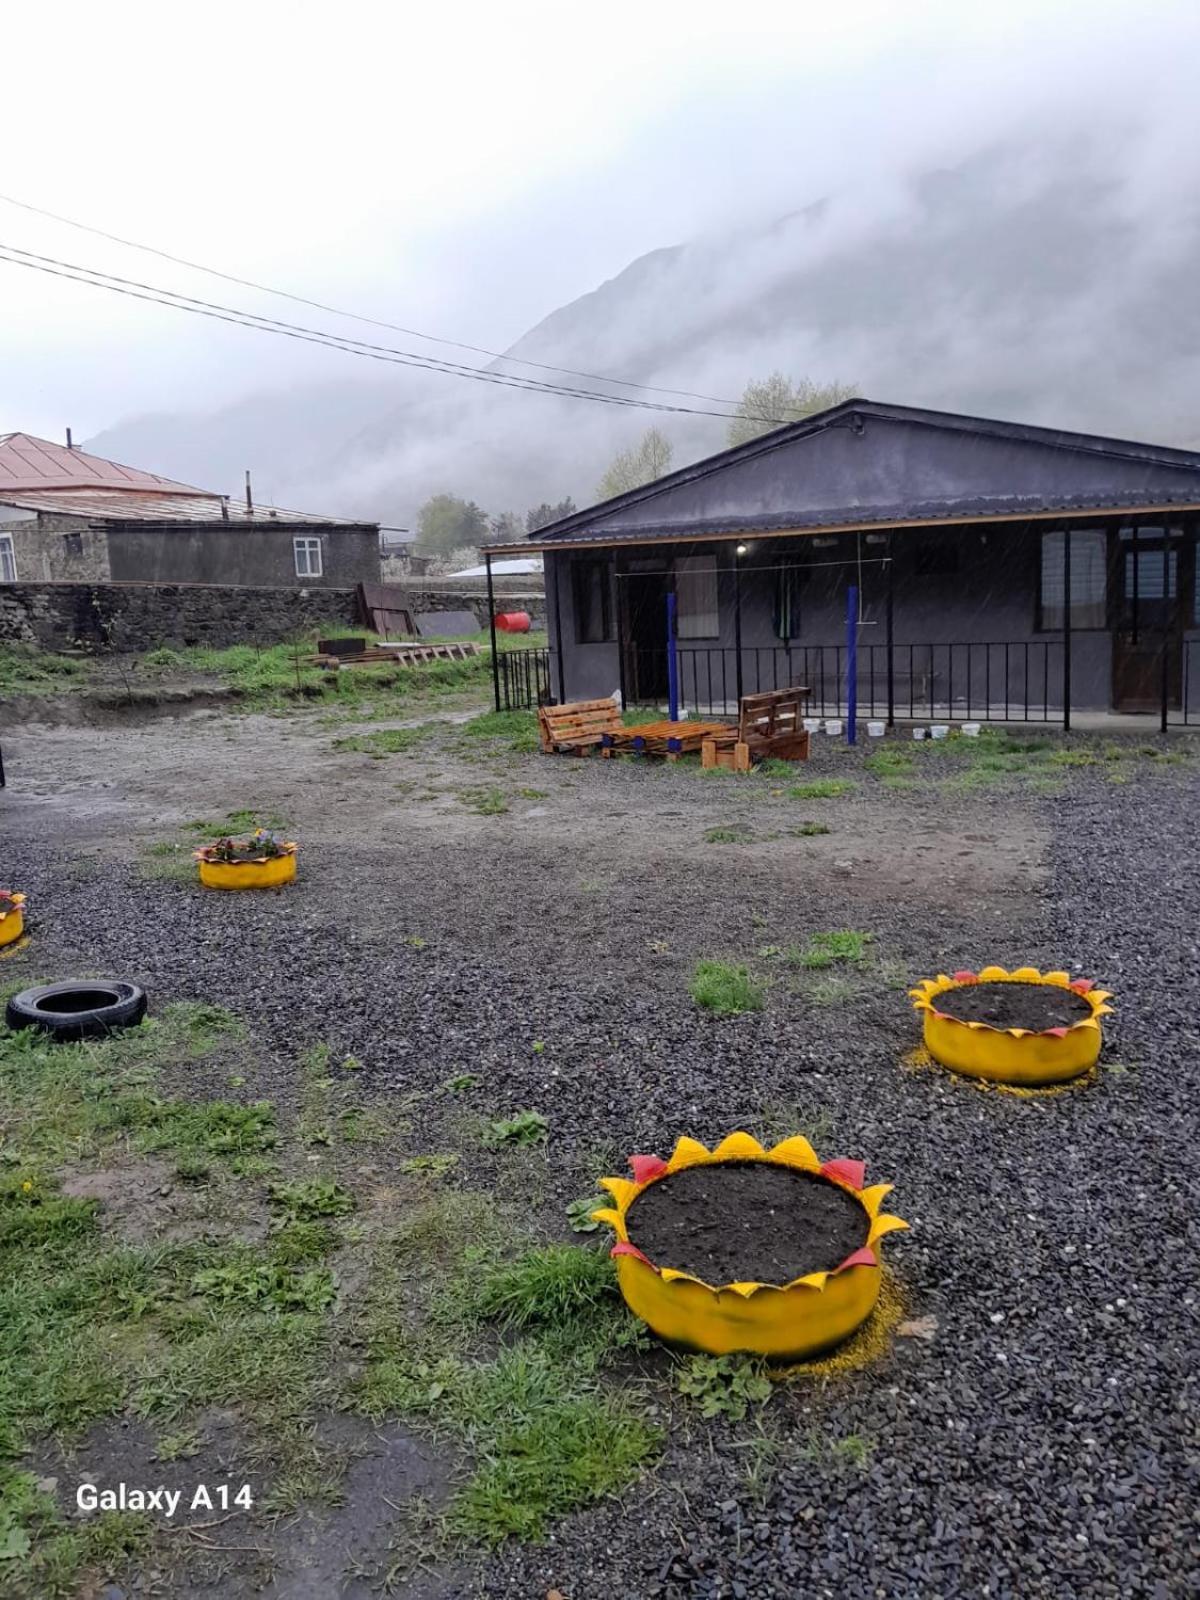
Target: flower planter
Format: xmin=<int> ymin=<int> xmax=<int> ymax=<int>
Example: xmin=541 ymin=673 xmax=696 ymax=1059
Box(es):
xmin=194 ymin=833 xmax=297 ymax=891
xmin=910 ymin=965 xmax=1113 ymax=1085
xmin=0 ymin=892 xmax=26 ymax=947
xmin=593 ymin=1132 xmax=907 ymax=1361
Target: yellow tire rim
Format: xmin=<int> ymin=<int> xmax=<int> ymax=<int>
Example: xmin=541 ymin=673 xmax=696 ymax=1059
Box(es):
xmin=197 ymin=852 xmax=297 ymax=890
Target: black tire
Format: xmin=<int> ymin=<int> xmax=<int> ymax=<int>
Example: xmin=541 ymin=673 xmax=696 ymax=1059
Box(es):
xmin=5 ymin=980 xmax=147 ymax=1042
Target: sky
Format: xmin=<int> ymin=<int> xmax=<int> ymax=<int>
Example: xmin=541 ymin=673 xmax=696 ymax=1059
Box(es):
xmin=3 ymin=0 xmax=1200 ymax=454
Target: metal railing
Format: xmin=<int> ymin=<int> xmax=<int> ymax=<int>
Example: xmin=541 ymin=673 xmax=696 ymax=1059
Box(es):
xmin=496 ymin=647 xmax=551 ymax=711
xmin=630 ymin=641 xmax=1066 ymax=723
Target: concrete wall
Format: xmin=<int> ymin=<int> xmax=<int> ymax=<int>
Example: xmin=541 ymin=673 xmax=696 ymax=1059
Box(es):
xmin=105 ymin=524 xmax=380 ymax=588
xmin=0 ymin=510 xmax=111 ymax=581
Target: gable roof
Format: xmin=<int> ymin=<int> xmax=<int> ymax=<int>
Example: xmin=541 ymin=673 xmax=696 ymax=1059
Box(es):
xmin=0 ymin=433 xmax=213 ymax=497
xmin=494 ymin=400 xmax=1200 ymax=553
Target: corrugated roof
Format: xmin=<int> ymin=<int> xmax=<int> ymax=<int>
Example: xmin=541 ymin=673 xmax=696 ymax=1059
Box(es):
xmin=0 ymin=487 xmax=361 ymax=525
xmin=0 ymin=433 xmax=213 ymax=496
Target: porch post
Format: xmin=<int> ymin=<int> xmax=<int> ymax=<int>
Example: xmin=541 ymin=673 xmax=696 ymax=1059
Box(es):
xmin=485 ymin=550 xmax=500 ymax=713
xmin=886 ymin=532 xmax=896 ymax=728
xmin=732 ymin=541 xmax=744 ymax=705
xmin=1161 ymin=541 xmax=1170 ymax=736
xmin=1062 ymin=527 xmax=1072 ymax=732
xmin=549 ymin=552 xmax=566 ymax=704
xmin=614 ymin=555 xmax=627 ymax=710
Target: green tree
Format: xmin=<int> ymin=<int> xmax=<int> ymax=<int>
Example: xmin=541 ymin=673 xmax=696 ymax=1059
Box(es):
xmin=596 ymin=428 xmax=673 ymax=500
xmin=526 ymin=498 xmax=576 ymax=533
xmin=726 ymin=374 xmax=855 ymax=447
xmin=416 ymin=494 xmax=489 ymax=556
xmin=487 ymin=510 xmax=524 ymax=544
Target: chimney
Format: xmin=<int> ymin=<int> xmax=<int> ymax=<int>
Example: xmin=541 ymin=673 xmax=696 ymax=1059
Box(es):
xmin=221 ymin=496 xmax=230 ymax=523
xmin=66 ymin=428 xmax=73 ymax=450
xmin=245 ymin=470 xmax=254 ymax=516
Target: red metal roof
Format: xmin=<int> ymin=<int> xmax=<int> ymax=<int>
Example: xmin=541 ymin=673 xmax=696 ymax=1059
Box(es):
xmin=0 ymin=433 xmax=214 ymax=496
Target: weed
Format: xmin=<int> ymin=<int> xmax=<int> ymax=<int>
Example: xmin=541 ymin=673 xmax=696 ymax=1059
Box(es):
xmin=191 ymin=1258 xmax=336 ymax=1314
xmin=269 ymin=1178 xmax=356 ymax=1222
xmin=459 ymin=786 xmax=509 ymax=815
xmin=443 ymin=1073 xmax=480 ymax=1095
xmin=808 ymin=976 xmax=857 ymax=1006
xmin=531 ymin=1040 xmax=545 ymax=1055
xmin=174 ymin=1157 xmax=212 ymax=1184
xmin=333 ymin=726 xmax=432 ymax=756
xmin=566 ymin=1195 xmax=603 ymax=1233
xmin=485 ymin=1111 xmax=549 ymax=1147
xmin=518 ymin=788 xmax=548 ymax=800
xmin=458 ymin=710 xmax=540 ymax=752
xmin=788 ymin=779 xmax=854 ymax=799
xmin=471 ymin=1245 xmax=617 ymax=1329
xmin=689 ymin=960 xmax=766 ymax=1016
xmin=791 ymin=821 xmax=831 ymax=836
xmin=154 ymin=1428 xmax=201 ymax=1462
xmin=704 ymin=825 xmax=753 ymax=844
xmin=676 ymin=1354 xmax=773 ymax=1420
xmin=794 ymin=929 xmax=873 ymax=969
xmin=399 ymin=1153 xmax=458 ymax=1178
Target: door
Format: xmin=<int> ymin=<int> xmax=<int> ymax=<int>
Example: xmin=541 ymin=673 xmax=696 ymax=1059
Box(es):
xmin=1111 ymin=532 xmax=1184 ymax=711
xmin=622 ymin=567 xmax=671 ymax=702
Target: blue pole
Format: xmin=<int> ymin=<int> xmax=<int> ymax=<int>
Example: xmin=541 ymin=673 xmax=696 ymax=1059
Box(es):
xmin=846 ymin=585 xmax=858 ymax=745
xmin=666 ymin=591 xmax=679 ymax=722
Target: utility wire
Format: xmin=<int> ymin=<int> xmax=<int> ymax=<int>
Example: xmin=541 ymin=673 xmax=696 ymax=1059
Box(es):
xmin=0 ymin=241 xmax=769 ymax=421
xmin=0 ymin=190 xmax=763 ymax=411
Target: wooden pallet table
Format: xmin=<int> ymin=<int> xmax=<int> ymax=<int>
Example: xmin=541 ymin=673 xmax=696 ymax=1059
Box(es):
xmin=601 ymin=719 xmax=731 ymax=761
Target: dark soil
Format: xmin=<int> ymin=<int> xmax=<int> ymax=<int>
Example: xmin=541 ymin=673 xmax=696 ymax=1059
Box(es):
xmin=625 ymin=1160 xmax=868 ymax=1285
xmin=934 ymin=979 xmax=1093 ymax=1030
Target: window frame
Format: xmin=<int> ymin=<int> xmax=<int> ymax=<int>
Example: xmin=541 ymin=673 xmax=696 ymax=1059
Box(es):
xmin=1036 ymin=527 xmax=1108 ymax=632
xmin=293 ymin=536 xmax=323 ymax=579
xmin=0 ymin=533 xmax=16 ymax=583
xmin=571 ymin=558 xmax=614 ymax=644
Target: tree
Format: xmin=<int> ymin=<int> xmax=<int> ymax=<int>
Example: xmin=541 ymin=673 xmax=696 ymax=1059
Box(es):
xmin=726 ymin=374 xmax=855 ymax=448
xmin=416 ymin=494 xmax=489 ymax=557
xmin=596 ymin=428 xmax=673 ymax=500
xmin=486 ymin=510 xmax=524 ymax=544
xmin=526 ymin=498 xmax=576 ymax=533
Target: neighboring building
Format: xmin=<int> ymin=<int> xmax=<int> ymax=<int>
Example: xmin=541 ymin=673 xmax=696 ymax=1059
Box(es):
xmin=0 ymin=434 xmax=379 ymax=589
xmin=497 ymin=400 xmax=1200 ymax=719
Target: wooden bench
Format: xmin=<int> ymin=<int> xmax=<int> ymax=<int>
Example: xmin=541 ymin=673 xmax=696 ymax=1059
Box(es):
xmin=538 ymin=698 xmax=622 ymax=755
xmin=701 ymin=686 xmax=811 ymax=771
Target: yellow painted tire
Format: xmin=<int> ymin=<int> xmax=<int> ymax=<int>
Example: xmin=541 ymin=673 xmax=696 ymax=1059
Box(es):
xmin=594 ymin=1133 xmax=907 ymax=1362
xmin=0 ymin=909 xmax=24 ymax=947
xmin=198 ymin=854 xmax=297 ymax=891
xmin=615 ymin=1250 xmax=880 ymax=1361
xmin=910 ymin=966 xmax=1112 ymax=1086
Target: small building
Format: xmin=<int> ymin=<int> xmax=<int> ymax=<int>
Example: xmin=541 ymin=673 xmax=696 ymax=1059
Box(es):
xmin=0 ymin=433 xmax=379 ymax=589
xmin=496 ymin=400 xmax=1200 ymax=722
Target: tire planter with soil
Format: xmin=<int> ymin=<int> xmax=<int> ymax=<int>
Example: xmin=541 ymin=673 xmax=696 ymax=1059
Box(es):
xmin=5 ymin=980 xmax=147 ymax=1041
xmin=194 ymin=836 xmax=297 ymax=890
xmin=910 ymin=964 xmax=1113 ymax=1085
xmin=593 ymin=1132 xmax=908 ymax=1361
xmin=0 ymin=892 xmax=26 ymax=948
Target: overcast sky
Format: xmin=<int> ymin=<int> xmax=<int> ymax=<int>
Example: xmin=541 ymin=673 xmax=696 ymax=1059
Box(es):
xmin=4 ymin=0 xmax=1200 ymax=445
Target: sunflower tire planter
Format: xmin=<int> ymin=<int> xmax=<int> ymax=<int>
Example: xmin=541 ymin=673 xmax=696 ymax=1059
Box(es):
xmin=0 ymin=892 xmax=26 ymax=948
xmin=194 ymin=832 xmax=297 ymax=891
xmin=910 ymin=965 xmax=1113 ymax=1086
xmin=593 ymin=1133 xmax=907 ymax=1362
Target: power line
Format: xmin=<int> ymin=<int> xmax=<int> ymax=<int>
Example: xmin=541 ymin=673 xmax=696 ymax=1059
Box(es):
xmin=0 ymin=241 xmax=764 ymax=421
xmin=0 ymin=190 xmax=758 ymax=411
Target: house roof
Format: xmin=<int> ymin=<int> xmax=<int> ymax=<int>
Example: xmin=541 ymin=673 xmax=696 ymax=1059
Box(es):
xmin=487 ymin=400 xmax=1200 ymax=554
xmin=0 ymin=433 xmax=373 ymax=527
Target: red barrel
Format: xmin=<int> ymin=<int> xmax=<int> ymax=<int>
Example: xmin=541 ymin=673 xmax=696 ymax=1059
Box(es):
xmin=494 ymin=612 xmax=531 ymax=633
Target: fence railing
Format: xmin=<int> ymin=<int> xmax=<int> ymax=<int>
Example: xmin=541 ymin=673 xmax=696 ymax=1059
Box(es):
xmin=629 ymin=641 xmax=1067 ymax=723
xmin=495 ymin=647 xmax=551 ymax=711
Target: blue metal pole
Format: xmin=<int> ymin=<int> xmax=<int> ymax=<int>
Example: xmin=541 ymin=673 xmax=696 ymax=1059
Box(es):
xmin=667 ymin=591 xmax=679 ymax=722
xmin=846 ymin=585 xmax=858 ymax=745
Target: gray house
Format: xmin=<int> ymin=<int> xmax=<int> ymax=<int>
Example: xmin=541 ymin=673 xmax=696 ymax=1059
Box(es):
xmin=0 ymin=433 xmax=379 ymax=589
xmin=495 ymin=400 xmax=1200 ymax=723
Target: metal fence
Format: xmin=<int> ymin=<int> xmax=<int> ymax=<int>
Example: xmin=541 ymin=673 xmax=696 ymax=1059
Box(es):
xmin=631 ymin=641 xmax=1066 ymax=723
xmin=495 ymin=647 xmax=551 ymax=711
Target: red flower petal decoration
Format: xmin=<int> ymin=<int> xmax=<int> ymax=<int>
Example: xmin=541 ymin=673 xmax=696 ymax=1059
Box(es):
xmin=822 ymin=1158 xmax=866 ymax=1189
xmin=836 ymin=1246 xmax=878 ymax=1271
xmin=611 ymin=1240 xmax=652 ymax=1266
xmin=628 ymin=1154 xmax=669 ymax=1185
xmin=1069 ymin=979 xmax=1094 ymax=993
xmin=952 ymin=970 xmax=979 ymax=983
xmin=1043 ymin=1026 xmax=1069 ymax=1038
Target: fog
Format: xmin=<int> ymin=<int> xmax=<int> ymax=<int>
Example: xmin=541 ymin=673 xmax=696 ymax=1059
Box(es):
xmin=4 ymin=0 xmax=1200 ymax=526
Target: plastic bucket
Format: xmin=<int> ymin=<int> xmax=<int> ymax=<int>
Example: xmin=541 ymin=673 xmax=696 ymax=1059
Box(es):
xmin=494 ymin=612 xmax=531 ymax=633
xmin=913 ymin=727 xmax=927 ymax=741
xmin=867 ymin=721 xmax=885 ymax=737
xmin=962 ymin=722 xmax=981 ymax=738
xmin=802 ymin=717 xmax=822 ymax=733
xmin=930 ymin=725 xmax=949 ymax=740
xmin=824 ymin=719 xmax=843 ymax=736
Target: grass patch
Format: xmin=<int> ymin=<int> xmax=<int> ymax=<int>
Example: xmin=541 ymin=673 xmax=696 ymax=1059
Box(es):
xmin=703 ymin=825 xmax=753 ymax=844
xmin=458 ymin=786 xmax=509 ymax=815
xmin=690 ymin=960 xmax=766 ymax=1016
xmin=787 ymin=779 xmax=855 ymax=799
xmin=333 ymin=726 xmax=432 ymax=756
xmin=792 ymin=929 xmax=873 ymax=969
xmin=791 ymin=821 xmax=831 ymax=836
xmin=457 ymin=710 xmax=540 ymax=753
xmin=0 ymin=643 xmax=89 ymax=697
xmin=484 ymin=1111 xmax=548 ymax=1147
xmin=468 ymin=1245 xmax=618 ymax=1330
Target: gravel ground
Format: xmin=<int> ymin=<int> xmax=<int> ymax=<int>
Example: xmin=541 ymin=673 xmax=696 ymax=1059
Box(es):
xmin=3 ymin=708 xmax=1197 ymax=1599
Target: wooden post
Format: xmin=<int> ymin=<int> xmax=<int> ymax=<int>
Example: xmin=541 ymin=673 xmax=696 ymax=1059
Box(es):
xmin=732 ymin=542 xmax=744 ymax=706
xmin=485 ymin=550 xmax=500 ymax=712
xmin=886 ymin=533 xmax=896 ymax=728
xmin=1062 ymin=527 xmax=1072 ymax=732
xmin=548 ymin=552 xmax=566 ymax=704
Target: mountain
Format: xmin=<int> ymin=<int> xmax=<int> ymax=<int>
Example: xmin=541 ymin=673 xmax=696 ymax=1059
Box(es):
xmin=86 ymin=139 xmax=1200 ymax=530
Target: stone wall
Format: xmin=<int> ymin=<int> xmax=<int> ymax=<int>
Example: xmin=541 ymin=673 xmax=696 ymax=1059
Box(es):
xmin=0 ymin=510 xmax=111 ymax=582
xmin=0 ymin=581 xmax=542 ymax=653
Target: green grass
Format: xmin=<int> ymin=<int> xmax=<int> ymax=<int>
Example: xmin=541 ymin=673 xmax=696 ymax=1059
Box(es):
xmin=704 ymin=824 xmax=753 ymax=844
xmin=459 ymin=786 xmax=509 ymax=815
xmin=468 ymin=1245 xmax=618 ymax=1329
xmin=792 ymin=929 xmax=873 ymax=969
xmin=0 ymin=643 xmax=89 ymax=696
xmin=333 ymin=725 xmax=432 ymax=756
xmin=787 ymin=779 xmax=855 ymax=799
xmin=689 ymin=960 xmax=766 ymax=1016
xmin=485 ymin=1111 xmax=549 ymax=1147
xmin=791 ymin=821 xmax=831 ymax=836
xmin=457 ymin=710 xmax=541 ymax=752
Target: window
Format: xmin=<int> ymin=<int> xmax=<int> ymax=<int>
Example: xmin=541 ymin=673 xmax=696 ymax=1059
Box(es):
xmin=1039 ymin=530 xmax=1107 ymax=629
xmin=572 ymin=559 xmax=613 ymax=643
xmin=774 ymin=562 xmax=804 ymax=640
xmin=62 ymin=532 xmax=83 ymax=558
xmin=293 ymin=536 xmax=323 ymax=578
xmin=674 ymin=556 xmax=719 ymax=639
xmin=0 ymin=535 xmax=15 ymax=583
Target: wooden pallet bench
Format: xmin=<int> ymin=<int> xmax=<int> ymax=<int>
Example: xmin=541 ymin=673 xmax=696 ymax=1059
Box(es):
xmin=538 ymin=698 xmax=622 ymax=755
xmin=701 ymin=686 xmax=811 ymax=771
xmin=602 ymin=719 xmax=731 ymax=761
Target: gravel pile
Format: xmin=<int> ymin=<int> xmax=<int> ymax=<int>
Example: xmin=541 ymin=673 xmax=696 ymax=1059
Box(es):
xmin=3 ymin=718 xmax=1196 ymax=1598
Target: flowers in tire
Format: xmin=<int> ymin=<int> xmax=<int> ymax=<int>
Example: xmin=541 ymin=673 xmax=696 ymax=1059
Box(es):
xmin=194 ymin=830 xmax=295 ymax=865
xmin=0 ymin=891 xmax=25 ymax=921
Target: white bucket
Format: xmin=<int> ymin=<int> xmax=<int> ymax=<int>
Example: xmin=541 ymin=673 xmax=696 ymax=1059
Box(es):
xmin=930 ymin=724 xmax=950 ymax=740
xmin=802 ymin=717 xmax=822 ymax=733
xmin=962 ymin=722 xmax=981 ymax=738
xmin=824 ymin=719 xmax=843 ymax=736
xmin=912 ymin=727 xmax=927 ymax=741
xmin=867 ymin=720 xmax=885 ymax=738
